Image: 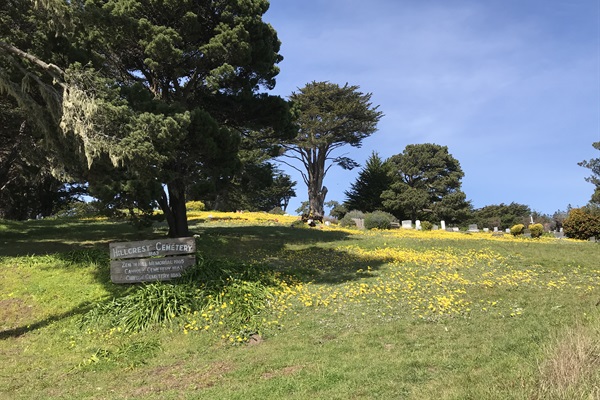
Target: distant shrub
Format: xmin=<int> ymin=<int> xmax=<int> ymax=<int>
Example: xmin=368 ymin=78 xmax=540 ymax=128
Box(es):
xmin=339 ymin=210 xmax=365 ymax=228
xmin=420 ymin=221 xmax=433 ymax=231
xmin=364 ymin=211 xmax=395 ymax=230
xmin=55 ymin=201 xmax=100 ymax=218
xmin=186 ymin=201 xmax=205 ymax=211
xmin=563 ymin=208 xmax=600 ymax=240
xmin=529 ymin=223 xmax=544 ymax=238
xmin=268 ymin=206 xmax=285 ymax=215
xmin=510 ymin=224 xmax=525 ymax=236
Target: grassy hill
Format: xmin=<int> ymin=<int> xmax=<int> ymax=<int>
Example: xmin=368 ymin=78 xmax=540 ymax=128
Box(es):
xmin=1 ymin=213 xmax=598 ymax=399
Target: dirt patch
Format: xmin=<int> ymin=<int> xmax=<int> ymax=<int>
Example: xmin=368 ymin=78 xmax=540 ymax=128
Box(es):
xmin=127 ymin=360 xmax=236 ymax=397
xmin=261 ymin=365 xmax=304 ymax=380
xmin=0 ymin=298 xmax=39 ymax=331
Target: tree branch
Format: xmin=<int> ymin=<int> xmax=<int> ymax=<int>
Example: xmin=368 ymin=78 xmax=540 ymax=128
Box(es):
xmin=0 ymin=41 xmax=65 ymax=85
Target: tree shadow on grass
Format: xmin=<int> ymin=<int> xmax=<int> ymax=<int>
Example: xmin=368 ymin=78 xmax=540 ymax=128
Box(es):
xmin=0 ymin=218 xmax=157 ymax=257
xmin=192 ymin=225 xmax=385 ymax=284
xmin=0 ymin=301 xmax=95 ymax=340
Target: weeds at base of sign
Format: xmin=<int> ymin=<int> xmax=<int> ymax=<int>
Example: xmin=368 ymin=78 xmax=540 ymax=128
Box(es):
xmin=82 ymin=256 xmax=285 ymax=341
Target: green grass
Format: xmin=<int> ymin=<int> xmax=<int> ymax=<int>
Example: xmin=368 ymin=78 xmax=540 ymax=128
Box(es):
xmin=0 ymin=216 xmax=598 ymax=399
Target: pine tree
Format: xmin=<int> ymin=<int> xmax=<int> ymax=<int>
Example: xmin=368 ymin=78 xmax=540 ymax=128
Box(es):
xmin=344 ymin=152 xmax=391 ymax=212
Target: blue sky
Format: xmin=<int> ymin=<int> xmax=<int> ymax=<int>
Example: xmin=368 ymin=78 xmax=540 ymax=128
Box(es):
xmin=263 ymin=0 xmax=600 ymax=216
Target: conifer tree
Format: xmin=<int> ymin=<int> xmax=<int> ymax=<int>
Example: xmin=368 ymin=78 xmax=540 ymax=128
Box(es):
xmin=344 ymin=152 xmax=391 ymax=212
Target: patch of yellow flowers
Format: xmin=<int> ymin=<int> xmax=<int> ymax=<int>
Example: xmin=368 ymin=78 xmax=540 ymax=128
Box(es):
xmin=181 ymin=219 xmax=599 ymax=339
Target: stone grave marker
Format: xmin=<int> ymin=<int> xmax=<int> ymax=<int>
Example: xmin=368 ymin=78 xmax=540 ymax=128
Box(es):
xmin=402 ymin=220 xmax=412 ymax=229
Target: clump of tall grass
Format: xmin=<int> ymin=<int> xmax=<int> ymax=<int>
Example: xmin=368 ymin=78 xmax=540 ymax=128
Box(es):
xmin=535 ymin=320 xmax=600 ymax=399
xmin=82 ymin=256 xmax=283 ymax=335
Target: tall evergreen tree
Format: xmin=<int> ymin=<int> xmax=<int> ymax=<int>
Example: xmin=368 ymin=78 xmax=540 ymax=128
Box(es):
xmin=344 ymin=152 xmax=391 ymax=212
xmin=279 ymin=81 xmax=383 ymax=219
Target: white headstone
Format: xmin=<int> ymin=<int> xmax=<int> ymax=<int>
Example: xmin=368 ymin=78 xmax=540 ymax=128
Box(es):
xmin=415 ymin=220 xmax=421 ymax=230
xmin=483 ymin=228 xmax=489 ymax=232
xmin=441 ymin=220 xmax=446 ymax=230
xmin=506 ymin=228 xmax=511 ymax=233
xmin=402 ymin=220 xmax=412 ymax=229
xmin=493 ymin=227 xmax=498 ymax=232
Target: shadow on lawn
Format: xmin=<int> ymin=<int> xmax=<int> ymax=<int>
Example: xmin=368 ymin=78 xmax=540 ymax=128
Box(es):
xmin=192 ymin=225 xmax=385 ymax=284
xmin=0 ymin=301 xmax=95 ymax=340
xmin=0 ymin=219 xmax=158 ymax=257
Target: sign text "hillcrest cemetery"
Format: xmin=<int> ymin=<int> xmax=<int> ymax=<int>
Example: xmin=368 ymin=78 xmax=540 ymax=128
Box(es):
xmin=109 ymin=237 xmax=196 ymax=283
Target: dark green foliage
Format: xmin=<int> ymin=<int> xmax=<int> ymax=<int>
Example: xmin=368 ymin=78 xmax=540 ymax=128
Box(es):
xmin=471 ymin=203 xmax=533 ymax=230
xmin=578 ymin=142 xmax=600 ymax=205
xmin=529 ymin=223 xmax=544 ymax=238
xmin=326 ymin=200 xmax=348 ymax=220
xmin=339 ymin=210 xmax=366 ymax=227
xmin=563 ymin=208 xmax=600 ymax=240
xmin=344 ymin=152 xmax=392 ymax=213
xmin=1 ymin=0 xmax=291 ymax=237
xmin=84 ymin=282 xmax=199 ymax=332
xmin=420 ymin=221 xmax=433 ymax=231
xmin=364 ymin=211 xmax=396 ymax=230
xmin=280 ymin=81 xmax=383 ymax=219
xmin=381 ymin=143 xmax=471 ymax=223
xmin=511 ymin=224 xmax=525 ymax=236
xmin=0 ymin=95 xmax=85 ymax=220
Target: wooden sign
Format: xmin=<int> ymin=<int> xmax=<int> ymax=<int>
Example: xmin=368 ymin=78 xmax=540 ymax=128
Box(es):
xmin=109 ymin=237 xmax=196 ymax=283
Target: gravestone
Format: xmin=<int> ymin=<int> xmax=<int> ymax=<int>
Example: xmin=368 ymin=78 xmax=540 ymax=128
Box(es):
xmin=452 ymin=227 xmax=460 ymax=232
xmin=402 ymin=220 xmax=412 ymax=229
xmin=505 ymin=229 xmax=511 ymax=233
xmin=440 ymin=220 xmax=446 ymax=230
xmin=483 ymin=228 xmax=489 ymax=232
xmin=432 ymin=224 xmax=438 ymax=230
xmin=352 ymin=218 xmax=365 ymax=229
xmin=446 ymin=228 xmax=454 ymax=232
xmin=467 ymin=224 xmax=479 ymax=232
xmin=493 ymin=227 xmax=498 ymax=232
xmin=415 ymin=220 xmax=421 ymax=230
xmin=109 ymin=237 xmax=196 ymax=284
xmin=390 ymin=222 xmax=400 ymax=229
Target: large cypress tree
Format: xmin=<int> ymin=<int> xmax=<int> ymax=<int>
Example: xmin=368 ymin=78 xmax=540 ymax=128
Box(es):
xmin=1 ymin=0 xmax=291 ymax=237
xmin=279 ymin=81 xmax=383 ymax=219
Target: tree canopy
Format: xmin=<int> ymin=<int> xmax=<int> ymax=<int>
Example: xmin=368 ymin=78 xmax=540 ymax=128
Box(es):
xmin=1 ymin=0 xmax=291 ymax=236
xmin=381 ymin=143 xmax=471 ymax=223
xmin=579 ymin=142 xmax=600 ymax=205
xmin=279 ymin=81 xmax=383 ymax=219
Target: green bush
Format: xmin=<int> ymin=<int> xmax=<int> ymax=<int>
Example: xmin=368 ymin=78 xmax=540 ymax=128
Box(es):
xmin=339 ymin=210 xmax=365 ymax=227
xmin=529 ymin=223 xmax=544 ymax=238
xmin=420 ymin=221 xmax=433 ymax=231
xmin=364 ymin=211 xmax=396 ymax=230
xmin=563 ymin=208 xmax=600 ymax=240
xmin=268 ymin=206 xmax=285 ymax=215
xmin=186 ymin=201 xmax=206 ymax=211
xmin=510 ymin=224 xmax=525 ymax=236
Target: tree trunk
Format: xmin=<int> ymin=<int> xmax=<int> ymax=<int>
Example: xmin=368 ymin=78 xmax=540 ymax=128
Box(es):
xmin=158 ymin=182 xmax=190 ymax=238
xmin=308 ymin=184 xmax=327 ymax=220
